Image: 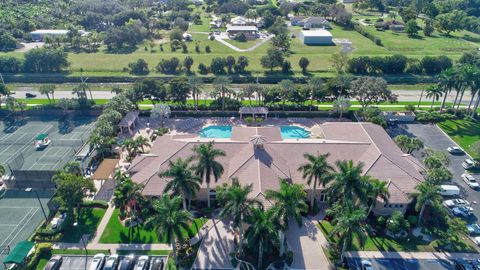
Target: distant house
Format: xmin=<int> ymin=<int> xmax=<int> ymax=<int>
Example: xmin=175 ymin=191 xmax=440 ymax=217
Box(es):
xmin=226 ymin=25 xmax=259 ymax=40
xmin=30 ymin=29 xmax=88 ymax=42
xmin=290 ymin=16 xmax=308 ymax=27
xmin=230 ymin=16 xmax=263 ymax=28
xmin=303 ymin=17 xmax=331 ymax=29
xmin=299 ymin=29 xmax=333 ymax=45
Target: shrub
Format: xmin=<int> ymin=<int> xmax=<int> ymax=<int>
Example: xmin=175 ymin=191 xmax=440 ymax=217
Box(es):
xmin=81 ymin=200 xmax=109 ymax=209
xmin=405 ymin=104 xmax=416 ymax=111
xmin=128 ymin=58 xmax=149 ymax=75
xmin=198 ymin=63 xmax=209 ymax=74
xmin=407 ymin=215 xmax=418 ymax=226
xmin=386 ymin=211 xmax=410 ymax=234
xmin=23 ymin=243 xmax=52 ymax=270
xmin=236 ymin=33 xmax=247 ymax=42
xmin=244 ymin=116 xmax=254 ymax=124
xmin=354 ymin=23 xmax=383 ymax=46
xmin=205 ymin=45 xmax=211 ymax=53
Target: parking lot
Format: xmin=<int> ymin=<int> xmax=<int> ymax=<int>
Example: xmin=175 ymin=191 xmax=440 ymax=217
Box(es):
xmin=347 ymin=258 xmax=455 ymax=270
xmin=386 ymin=123 xmax=480 ymax=221
xmin=58 ymin=255 xmax=168 ymax=270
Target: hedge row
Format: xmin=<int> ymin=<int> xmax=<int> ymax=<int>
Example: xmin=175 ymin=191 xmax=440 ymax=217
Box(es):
xmin=353 ymin=23 xmax=383 ymax=46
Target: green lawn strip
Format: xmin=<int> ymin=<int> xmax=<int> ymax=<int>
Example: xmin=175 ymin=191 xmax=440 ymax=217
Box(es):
xmin=438 ymin=119 xmax=480 ymax=158
xmin=221 ymin=39 xmax=265 ymax=50
xmin=388 ymin=84 xmax=434 ymax=91
xmin=61 ymin=208 xmax=107 ymax=243
xmin=35 ymin=257 xmax=49 ymax=270
xmin=99 ymin=208 xmax=206 ymax=244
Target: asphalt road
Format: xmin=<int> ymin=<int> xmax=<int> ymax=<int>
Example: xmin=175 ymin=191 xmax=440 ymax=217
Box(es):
xmin=11 ymin=89 xmax=472 ymax=103
xmin=386 ymin=123 xmax=480 ymax=222
xmin=347 ymin=258 xmax=456 ymax=270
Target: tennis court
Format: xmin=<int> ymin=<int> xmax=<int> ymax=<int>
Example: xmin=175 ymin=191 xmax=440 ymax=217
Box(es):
xmin=0 ymin=189 xmax=53 ymax=269
xmin=0 ymin=115 xmax=96 ymax=180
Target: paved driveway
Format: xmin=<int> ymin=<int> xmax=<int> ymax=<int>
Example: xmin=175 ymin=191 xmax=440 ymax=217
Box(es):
xmin=386 ymin=123 xmax=480 ymax=221
xmin=347 ymin=258 xmax=455 ymax=270
xmin=286 ymin=218 xmax=332 ymax=270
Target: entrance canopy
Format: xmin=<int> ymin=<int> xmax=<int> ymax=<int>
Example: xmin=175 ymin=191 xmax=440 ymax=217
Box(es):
xmin=239 ymin=107 xmax=268 ymax=120
xmin=3 ymin=241 xmax=34 ymax=265
xmin=35 ymin=134 xmax=48 ymax=141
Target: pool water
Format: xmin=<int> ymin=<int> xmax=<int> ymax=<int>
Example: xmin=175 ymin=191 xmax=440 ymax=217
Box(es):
xmin=200 ymin=125 xmax=232 ymax=138
xmin=199 ymin=125 xmax=310 ymax=139
xmin=280 ymin=126 xmax=310 ymax=139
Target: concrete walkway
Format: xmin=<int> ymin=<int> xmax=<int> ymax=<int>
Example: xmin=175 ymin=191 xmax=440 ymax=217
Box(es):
xmin=90 ymin=204 xmax=116 ymax=244
xmin=192 ymin=219 xmax=235 ymax=270
xmin=346 ymin=251 xmax=480 ymax=260
xmin=286 ymin=214 xmax=334 ymax=270
xmin=215 ymin=34 xmax=273 ymax=52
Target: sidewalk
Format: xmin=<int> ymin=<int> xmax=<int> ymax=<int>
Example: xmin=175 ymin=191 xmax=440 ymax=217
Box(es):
xmin=90 ymin=203 xmax=115 ymax=244
xmin=346 ymin=251 xmax=480 ymax=260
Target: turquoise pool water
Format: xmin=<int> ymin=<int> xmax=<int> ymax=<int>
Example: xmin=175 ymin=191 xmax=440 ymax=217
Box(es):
xmin=280 ymin=126 xmax=310 ymax=139
xmin=200 ymin=125 xmax=233 ymax=138
xmin=199 ymin=125 xmax=310 ymax=139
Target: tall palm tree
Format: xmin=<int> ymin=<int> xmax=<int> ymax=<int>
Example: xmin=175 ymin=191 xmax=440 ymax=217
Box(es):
xmin=213 ymin=76 xmax=231 ymax=111
xmin=134 ymin=136 xmax=151 ymax=153
xmin=192 ymin=142 xmax=226 ymax=208
xmin=217 ymin=180 xmax=262 ymax=253
xmin=159 ymin=158 xmax=201 ymax=210
xmin=326 ymin=160 xmax=371 ymax=206
xmin=366 ymin=178 xmax=390 ymax=216
xmin=327 ymin=202 xmax=368 ymax=263
xmin=188 ymin=76 xmax=203 ymax=110
xmin=266 ymin=179 xmax=307 ymax=257
xmin=455 ymin=64 xmax=476 ymax=113
xmin=39 ymin=85 xmax=56 ymax=104
xmin=438 ymin=68 xmax=456 ymax=110
xmin=0 ymin=164 xmax=5 ymax=179
xmin=144 ymin=194 xmax=192 ymax=266
xmin=413 ymin=182 xmax=442 ymax=226
xmin=467 ymin=72 xmax=480 ymax=114
xmin=298 ymin=152 xmax=334 ymax=208
xmin=245 ymin=208 xmax=278 ymax=269
xmin=425 ymin=85 xmax=443 ymax=110
xmin=113 ymin=176 xmax=144 ymax=219
xmin=121 ymin=138 xmax=137 ymax=160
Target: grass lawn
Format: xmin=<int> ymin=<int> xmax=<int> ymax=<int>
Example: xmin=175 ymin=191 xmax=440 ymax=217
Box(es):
xmin=222 ymin=38 xmax=265 ymax=50
xmin=438 ymin=119 xmax=480 ymax=158
xmin=318 ymin=220 xmax=477 ymax=253
xmin=99 ymin=209 xmax=207 ymax=244
xmin=61 ymin=208 xmax=107 ymax=243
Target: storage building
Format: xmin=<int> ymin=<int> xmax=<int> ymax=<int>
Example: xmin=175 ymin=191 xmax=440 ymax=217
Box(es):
xmin=299 ymin=29 xmax=333 ymax=45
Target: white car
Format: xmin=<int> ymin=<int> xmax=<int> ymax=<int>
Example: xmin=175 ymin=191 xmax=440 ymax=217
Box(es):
xmin=88 ymin=254 xmax=106 ymax=270
xmin=361 ymin=260 xmax=374 ymax=270
xmin=467 ymin=224 xmax=480 ymax=235
xmin=443 ymin=199 xmax=470 ymax=208
xmin=463 ymin=159 xmax=477 ymax=170
xmin=447 ymin=146 xmax=464 ymax=154
xmin=134 ymin=256 xmax=149 ymax=270
xmin=103 ymin=255 xmax=119 ymax=270
xmin=452 ymin=206 xmax=474 ymax=217
xmin=473 ymin=236 xmax=480 ymax=246
xmin=462 ymin=173 xmax=479 ymax=189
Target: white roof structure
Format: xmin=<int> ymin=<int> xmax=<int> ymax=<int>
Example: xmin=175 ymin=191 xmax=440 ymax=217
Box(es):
xmin=301 ymin=29 xmax=332 ymax=37
xmin=227 ymin=25 xmax=258 ymax=31
xmin=30 ymin=30 xmax=69 ymax=35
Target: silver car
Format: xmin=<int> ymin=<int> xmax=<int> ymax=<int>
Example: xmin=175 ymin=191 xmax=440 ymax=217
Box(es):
xmin=135 ymin=256 xmax=149 ymax=270
xmin=88 ymin=254 xmax=106 ymax=270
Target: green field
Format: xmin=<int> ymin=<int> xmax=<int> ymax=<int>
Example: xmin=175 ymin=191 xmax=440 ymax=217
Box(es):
xmin=438 ymin=119 xmax=480 ymax=158
xmin=61 ymin=208 xmax=107 ymax=243
xmin=99 ymin=209 xmax=207 ymax=244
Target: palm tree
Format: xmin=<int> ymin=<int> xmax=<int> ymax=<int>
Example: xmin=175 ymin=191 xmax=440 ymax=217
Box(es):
xmin=121 ymin=138 xmax=137 ymax=160
xmin=134 ymin=136 xmax=151 ymax=153
xmin=217 ymin=179 xmax=262 ymax=253
xmin=192 ymin=142 xmax=226 ymax=208
xmin=326 ymin=160 xmax=370 ymax=206
xmin=413 ymin=182 xmax=442 ymax=226
xmin=455 ymin=64 xmax=476 ymax=113
xmin=188 ymin=76 xmax=203 ymax=110
xmin=366 ymin=178 xmax=390 ymax=216
xmin=39 ymin=85 xmax=56 ymax=104
xmin=113 ymin=176 xmax=144 ymax=219
xmin=159 ymin=158 xmax=201 ymax=210
xmin=0 ymin=164 xmax=5 ymax=179
xmin=266 ymin=179 xmax=307 ymax=257
xmin=425 ymin=85 xmax=443 ymax=110
xmin=438 ymin=68 xmax=456 ymax=110
xmin=467 ymin=71 xmax=480 ymax=114
xmin=144 ymin=194 xmax=192 ymax=266
xmin=213 ymin=76 xmax=231 ymax=111
xmin=327 ymin=202 xmax=368 ymax=263
xmin=245 ymin=208 xmax=278 ymax=269
xmin=298 ymin=152 xmax=334 ymax=208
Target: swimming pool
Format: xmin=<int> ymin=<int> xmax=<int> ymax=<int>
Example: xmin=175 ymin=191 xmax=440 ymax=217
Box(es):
xmin=280 ymin=126 xmax=310 ymax=139
xmin=199 ymin=125 xmax=233 ymax=138
xmin=199 ymin=125 xmax=310 ymax=139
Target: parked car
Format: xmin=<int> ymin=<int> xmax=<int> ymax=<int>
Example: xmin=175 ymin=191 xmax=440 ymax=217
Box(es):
xmin=88 ymin=254 xmax=106 ymax=270
xmin=448 ymin=146 xmax=465 ymax=154
xmin=25 ymin=93 xmax=37 ymax=98
xmin=462 ymin=173 xmax=479 ymax=189
xmin=135 ymin=256 xmax=149 ymax=270
xmin=444 ymin=199 xmax=470 ymax=208
xmin=43 ymin=255 xmax=63 ymax=270
xmin=119 ymin=255 xmax=135 ymax=270
xmin=463 ymin=159 xmax=478 ymax=170
xmin=456 ymin=259 xmax=475 ymax=270
xmin=467 ymin=224 xmax=480 ymax=235
xmin=149 ymin=257 xmax=164 ymax=270
xmin=440 ymin=185 xmax=461 ymax=196
xmin=360 ymin=260 xmax=374 ymax=270
xmin=452 ymin=206 xmax=474 ymax=217
xmin=104 ymin=255 xmax=119 ymax=270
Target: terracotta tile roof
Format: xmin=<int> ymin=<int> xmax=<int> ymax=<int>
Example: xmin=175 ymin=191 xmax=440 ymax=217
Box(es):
xmin=129 ymin=122 xmax=425 ymax=204
xmin=92 ymin=159 xmax=119 ymax=180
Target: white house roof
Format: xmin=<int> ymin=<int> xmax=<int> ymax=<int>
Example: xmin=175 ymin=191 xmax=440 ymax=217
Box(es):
xmin=227 ymin=25 xmax=258 ymax=31
xmin=301 ymin=29 xmax=332 ymax=37
xmin=30 ymin=30 xmax=69 ymax=35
